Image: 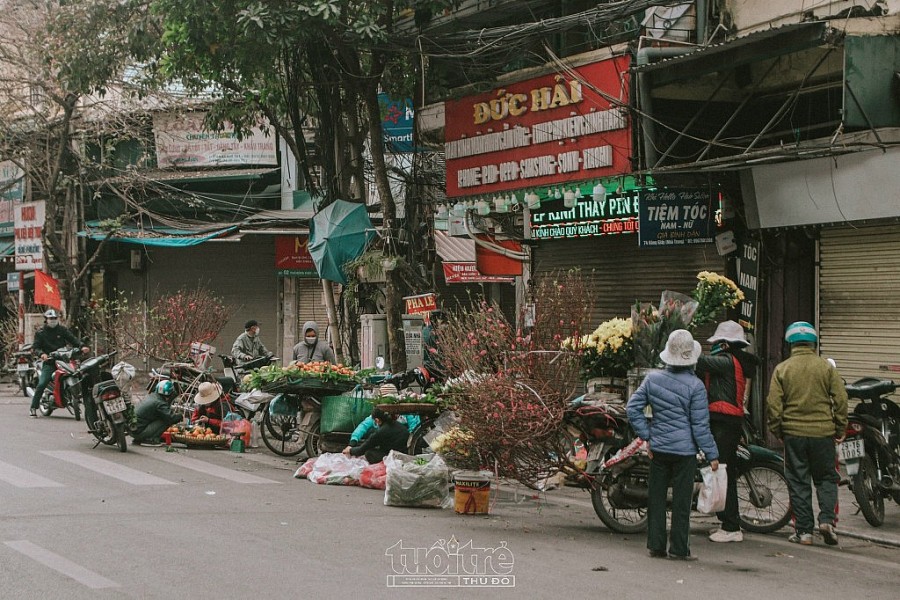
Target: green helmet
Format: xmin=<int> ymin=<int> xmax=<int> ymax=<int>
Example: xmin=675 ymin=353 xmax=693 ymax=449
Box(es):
xmin=785 ymin=321 xmax=817 ymax=344
xmin=156 ymin=380 xmax=176 ymax=397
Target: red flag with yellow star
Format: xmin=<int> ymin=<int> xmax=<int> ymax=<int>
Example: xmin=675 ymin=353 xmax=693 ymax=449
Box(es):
xmin=34 ymin=270 xmax=61 ymax=310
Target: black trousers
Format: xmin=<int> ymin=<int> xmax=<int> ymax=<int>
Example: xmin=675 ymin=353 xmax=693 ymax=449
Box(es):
xmin=710 ymin=419 xmax=742 ymax=532
xmin=647 ymin=452 xmax=697 ymax=558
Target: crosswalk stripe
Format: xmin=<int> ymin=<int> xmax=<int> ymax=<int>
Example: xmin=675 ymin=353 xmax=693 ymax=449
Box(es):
xmin=147 ymin=452 xmax=281 ymax=484
xmin=41 ymin=451 xmax=175 ymax=486
xmin=4 ymin=540 xmax=119 ymax=589
xmin=0 ymin=460 xmax=64 ymax=488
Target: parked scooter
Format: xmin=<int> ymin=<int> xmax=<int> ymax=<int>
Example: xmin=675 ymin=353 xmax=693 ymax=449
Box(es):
xmin=79 ymin=351 xmax=133 ymax=452
xmin=30 ymin=348 xmax=88 ymax=420
xmin=566 ymin=396 xmax=792 ymax=534
xmin=14 ymin=345 xmax=37 ymax=398
xmin=841 ymin=377 xmax=900 ymax=526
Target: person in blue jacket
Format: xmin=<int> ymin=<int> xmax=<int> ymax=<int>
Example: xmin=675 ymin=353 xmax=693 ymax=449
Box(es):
xmin=627 ymin=329 xmax=720 ymax=561
xmin=350 ymin=413 xmax=421 ymax=447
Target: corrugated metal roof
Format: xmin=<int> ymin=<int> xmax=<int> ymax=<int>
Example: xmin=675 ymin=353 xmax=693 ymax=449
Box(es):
xmin=435 ymin=230 xmax=476 ymax=262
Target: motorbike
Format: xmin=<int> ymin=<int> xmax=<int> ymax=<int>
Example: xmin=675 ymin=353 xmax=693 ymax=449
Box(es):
xmin=32 ymin=348 xmax=89 ymax=421
xmin=841 ymin=377 xmax=900 ymax=527
xmin=81 ymin=351 xmax=132 ymax=453
xmin=565 ymin=397 xmax=792 ymax=534
xmin=14 ymin=345 xmax=37 ymax=398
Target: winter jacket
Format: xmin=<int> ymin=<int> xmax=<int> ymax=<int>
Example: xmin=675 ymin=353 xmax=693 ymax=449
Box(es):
xmin=766 ymin=346 xmax=848 ymax=439
xmin=232 ymin=332 xmax=268 ymax=362
xmin=192 ymin=400 xmax=225 ymax=433
xmin=626 ymin=367 xmax=719 ymax=459
xmin=696 ymin=348 xmax=759 ymax=422
xmin=349 ymin=418 xmax=409 ymax=458
xmin=32 ymin=325 xmax=81 ymax=356
xmin=351 ymin=414 xmax=421 ymax=444
xmin=134 ymin=393 xmax=181 ymax=433
xmin=292 ymin=321 xmax=336 ymax=363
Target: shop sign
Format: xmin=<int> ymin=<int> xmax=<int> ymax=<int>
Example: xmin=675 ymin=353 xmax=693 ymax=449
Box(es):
xmin=404 ymin=293 xmax=437 ymax=315
xmin=638 ymin=189 xmax=714 ymax=248
xmin=153 ymin=111 xmax=277 ymax=168
xmin=15 ymin=201 xmax=44 ymax=271
xmin=530 ymin=190 xmax=639 ymax=240
xmin=0 ymin=161 xmax=24 ymax=236
xmin=731 ymin=239 xmax=759 ymax=332
xmin=7 ymin=272 xmax=20 ymax=293
xmin=444 ymin=57 xmax=631 ymax=198
xmin=442 ymin=262 xmax=514 ymax=284
xmin=275 ymin=235 xmax=317 ymax=277
xmin=378 ymin=94 xmax=415 ymax=153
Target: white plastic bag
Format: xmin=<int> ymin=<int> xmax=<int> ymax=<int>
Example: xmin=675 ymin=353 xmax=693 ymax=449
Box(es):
xmin=306 ymin=452 xmax=369 ymax=485
xmin=697 ymin=464 xmax=728 ymax=514
xmin=111 ymin=362 xmax=136 ymax=402
xmin=384 ymin=451 xmax=451 ymax=508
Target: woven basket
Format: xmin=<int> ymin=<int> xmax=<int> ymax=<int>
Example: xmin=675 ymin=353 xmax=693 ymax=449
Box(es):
xmin=171 ymin=433 xmax=229 ymax=448
xmin=321 ymin=395 xmax=373 ymax=434
xmin=261 ymin=378 xmax=357 ymax=395
xmin=376 ymin=402 xmax=440 ymax=416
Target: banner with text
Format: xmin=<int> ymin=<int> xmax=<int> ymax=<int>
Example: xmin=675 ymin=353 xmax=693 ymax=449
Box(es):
xmin=530 ymin=190 xmax=639 ymax=240
xmin=275 ymin=235 xmax=317 ymax=277
xmin=15 ymin=201 xmax=45 ymax=271
xmin=730 ymin=238 xmax=759 ymax=332
xmin=637 ymin=189 xmax=714 ymax=248
xmin=153 ymin=112 xmax=277 ymax=168
xmin=444 ymin=57 xmax=631 ymax=198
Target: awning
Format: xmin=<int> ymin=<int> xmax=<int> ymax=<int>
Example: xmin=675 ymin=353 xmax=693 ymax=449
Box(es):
xmin=435 ymin=231 xmax=514 ymax=284
xmin=0 ymin=239 xmax=14 ymax=256
xmin=80 ymin=221 xmax=238 ymax=247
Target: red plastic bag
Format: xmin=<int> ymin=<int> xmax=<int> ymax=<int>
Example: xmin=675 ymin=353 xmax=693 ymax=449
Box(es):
xmin=359 ymin=461 xmax=387 ymax=490
xmin=221 ymin=413 xmax=252 ymax=445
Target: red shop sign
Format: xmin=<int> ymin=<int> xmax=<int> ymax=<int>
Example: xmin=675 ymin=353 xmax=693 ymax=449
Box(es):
xmin=444 ymin=56 xmax=631 ymax=198
xmin=404 ymin=293 xmax=438 ymax=315
xmin=275 ymin=235 xmax=316 ymax=276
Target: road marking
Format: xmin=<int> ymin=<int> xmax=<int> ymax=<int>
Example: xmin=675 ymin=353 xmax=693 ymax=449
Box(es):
xmin=0 ymin=460 xmax=64 ymax=488
xmin=147 ymin=452 xmax=281 ymax=484
xmin=41 ymin=451 xmax=175 ymax=486
xmin=4 ymin=540 xmax=119 ymax=589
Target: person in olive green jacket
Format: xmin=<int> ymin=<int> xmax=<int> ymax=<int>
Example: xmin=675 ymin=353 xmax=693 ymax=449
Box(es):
xmin=767 ymin=321 xmax=848 ymax=547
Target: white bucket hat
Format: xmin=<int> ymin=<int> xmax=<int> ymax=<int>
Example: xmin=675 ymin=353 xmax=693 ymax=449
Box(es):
xmin=659 ymin=329 xmax=702 ymax=366
xmin=194 ymin=381 xmax=222 ymax=406
xmin=707 ymin=320 xmax=750 ymax=347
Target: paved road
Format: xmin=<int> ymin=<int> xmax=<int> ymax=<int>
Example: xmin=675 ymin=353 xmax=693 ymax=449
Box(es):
xmin=0 ymin=383 xmax=898 ymax=599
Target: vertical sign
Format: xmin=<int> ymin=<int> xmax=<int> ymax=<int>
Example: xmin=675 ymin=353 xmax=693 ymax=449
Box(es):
xmin=1 ymin=160 xmax=24 ymax=236
xmin=15 ymin=201 xmax=45 ymax=271
xmin=732 ymin=239 xmax=759 ymax=332
xmin=378 ymin=94 xmax=415 ymax=153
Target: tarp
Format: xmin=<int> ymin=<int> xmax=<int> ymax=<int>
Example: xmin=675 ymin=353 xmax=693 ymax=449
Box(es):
xmin=308 ymin=200 xmax=377 ymax=284
xmin=79 ymin=222 xmax=238 ymax=247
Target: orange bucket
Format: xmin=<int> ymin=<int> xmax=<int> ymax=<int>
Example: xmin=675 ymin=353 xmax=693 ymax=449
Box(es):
xmin=454 ymin=472 xmax=491 ymax=515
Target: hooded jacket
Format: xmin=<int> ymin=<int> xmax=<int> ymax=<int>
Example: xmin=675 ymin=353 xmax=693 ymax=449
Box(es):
xmin=293 ymin=321 xmax=337 ymax=363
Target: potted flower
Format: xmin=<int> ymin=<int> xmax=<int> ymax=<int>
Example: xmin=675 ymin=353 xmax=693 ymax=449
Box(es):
xmin=562 ymin=317 xmax=634 ymax=396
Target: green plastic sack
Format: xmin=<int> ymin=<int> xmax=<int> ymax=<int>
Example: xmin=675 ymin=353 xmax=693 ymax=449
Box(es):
xmin=320 ymin=393 xmax=372 ymax=434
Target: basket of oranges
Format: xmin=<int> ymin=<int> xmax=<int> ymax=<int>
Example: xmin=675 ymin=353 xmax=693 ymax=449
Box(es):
xmin=167 ymin=425 xmax=228 ymax=448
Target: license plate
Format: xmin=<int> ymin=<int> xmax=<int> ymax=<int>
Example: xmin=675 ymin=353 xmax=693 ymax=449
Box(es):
xmin=838 ymin=439 xmax=864 ymax=461
xmin=104 ymin=398 xmax=127 ymax=414
xmin=16 ymin=364 xmax=30 ymax=372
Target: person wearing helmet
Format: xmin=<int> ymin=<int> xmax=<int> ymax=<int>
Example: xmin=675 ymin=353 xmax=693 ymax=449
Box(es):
xmin=696 ymin=321 xmax=760 ymax=543
xmin=292 ymin=321 xmax=336 ymax=364
xmin=767 ymin=321 xmax=848 ymax=547
xmin=231 ymin=320 xmax=269 ymax=363
xmin=132 ymin=380 xmax=182 ymax=446
xmin=29 ymin=309 xmax=89 ymax=418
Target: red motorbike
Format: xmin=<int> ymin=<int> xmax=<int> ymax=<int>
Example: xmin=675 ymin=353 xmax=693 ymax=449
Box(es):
xmin=36 ymin=348 xmax=87 ymax=420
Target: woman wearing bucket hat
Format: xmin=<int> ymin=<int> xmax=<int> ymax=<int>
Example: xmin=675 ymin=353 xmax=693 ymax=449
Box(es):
xmin=191 ymin=381 xmax=225 ymax=433
xmin=627 ymin=329 xmax=720 ymax=561
xmin=696 ymin=321 xmax=760 ymax=543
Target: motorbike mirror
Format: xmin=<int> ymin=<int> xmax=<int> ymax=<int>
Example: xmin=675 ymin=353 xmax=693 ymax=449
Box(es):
xmin=827 ymin=358 xmax=837 ymax=368
xmin=375 ymin=356 xmax=385 ymax=370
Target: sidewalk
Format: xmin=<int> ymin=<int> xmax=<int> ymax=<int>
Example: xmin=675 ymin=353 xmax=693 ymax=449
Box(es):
xmin=496 ymin=478 xmax=900 ymax=548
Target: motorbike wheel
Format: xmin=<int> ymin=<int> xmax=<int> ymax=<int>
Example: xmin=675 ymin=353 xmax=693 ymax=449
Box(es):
xmin=589 ymin=473 xmax=649 ymax=534
xmin=71 ymin=389 xmax=82 ymax=422
xmin=114 ymin=422 xmax=127 ymax=453
xmin=853 ymin=455 xmax=885 ymax=527
xmin=19 ymin=376 xmax=29 ymax=397
xmin=39 ymin=395 xmax=54 ymax=417
xmin=736 ymin=462 xmax=792 ymax=533
xmin=261 ymin=409 xmax=305 ymax=457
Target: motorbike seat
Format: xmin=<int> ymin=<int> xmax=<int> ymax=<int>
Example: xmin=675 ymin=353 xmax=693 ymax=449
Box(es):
xmin=216 ymin=376 xmax=236 ymax=395
xmin=845 ymin=377 xmax=897 ymax=401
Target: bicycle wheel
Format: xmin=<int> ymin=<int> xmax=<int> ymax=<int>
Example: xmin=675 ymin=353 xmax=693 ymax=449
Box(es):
xmin=304 ymin=415 xmax=322 ymax=458
xmin=736 ymin=462 xmax=792 ymax=533
xmin=261 ymin=408 xmax=305 ymax=456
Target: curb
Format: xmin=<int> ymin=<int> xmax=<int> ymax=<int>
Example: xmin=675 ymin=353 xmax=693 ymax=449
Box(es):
xmin=838 ymin=528 xmax=900 ymax=548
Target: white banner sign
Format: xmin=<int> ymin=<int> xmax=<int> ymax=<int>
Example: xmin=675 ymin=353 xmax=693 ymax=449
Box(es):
xmin=15 ymin=200 xmax=45 ymax=271
xmin=153 ymin=112 xmax=278 ymax=168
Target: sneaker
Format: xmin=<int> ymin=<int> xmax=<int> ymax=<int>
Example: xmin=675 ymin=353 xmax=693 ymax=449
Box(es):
xmin=708 ymin=527 xmax=720 ymax=536
xmin=668 ymin=554 xmax=699 ymax=561
xmin=134 ymin=439 xmax=162 ymax=447
xmin=29 ymin=408 xmax=37 ymax=418
xmin=648 ymin=550 xmax=667 ymax=558
xmin=709 ymin=529 xmax=743 ymax=543
xmin=819 ymin=523 xmax=839 ymax=546
xmin=788 ymin=532 xmax=813 ymax=545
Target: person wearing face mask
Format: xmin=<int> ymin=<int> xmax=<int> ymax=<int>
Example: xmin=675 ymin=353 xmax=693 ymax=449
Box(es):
xmin=231 ymin=320 xmax=269 ymax=363
xmin=292 ymin=321 xmax=336 ymax=364
xmin=29 ymin=309 xmax=88 ymax=418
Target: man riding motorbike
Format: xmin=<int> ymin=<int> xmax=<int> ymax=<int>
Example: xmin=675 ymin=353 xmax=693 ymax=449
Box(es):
xmin=232 ymin=320 xmax=269 ymax=363
xmin=29 ymin=309 xmax=89 ymax=418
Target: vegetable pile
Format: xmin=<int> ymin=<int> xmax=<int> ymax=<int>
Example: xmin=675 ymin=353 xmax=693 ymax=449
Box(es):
xmin=241 ymin=361 xmax=363 ymax=391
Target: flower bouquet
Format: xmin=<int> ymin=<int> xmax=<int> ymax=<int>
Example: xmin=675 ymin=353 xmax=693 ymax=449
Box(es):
xmin=632 ymin=290 xmax=698 ymax=368
xmin=690 ymin=271 xmax=745 ymax=329
xmin=429 ymin=426 xmax=480 ymax=470
xmin=562 ymin=317 xmax=634 ymax=379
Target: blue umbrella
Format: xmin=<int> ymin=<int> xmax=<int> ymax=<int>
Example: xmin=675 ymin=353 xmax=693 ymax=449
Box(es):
xmin=308 ymin=200 xmax=377 ymax=284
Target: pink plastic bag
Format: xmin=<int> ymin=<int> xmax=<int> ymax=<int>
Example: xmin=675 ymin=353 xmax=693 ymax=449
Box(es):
xmin=359 ymin=461 xmax=387 ymax=490
xmin=294 ymin=457 xmax=317 ymax=479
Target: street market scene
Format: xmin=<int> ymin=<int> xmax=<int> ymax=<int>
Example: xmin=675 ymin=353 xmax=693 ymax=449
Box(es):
xmin=1 ymin=1 xmax=900 ymax=598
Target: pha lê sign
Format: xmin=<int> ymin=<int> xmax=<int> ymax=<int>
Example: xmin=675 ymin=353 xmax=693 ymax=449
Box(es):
xmin=15 ymin=201 xmax=45 ymax=271
xmin=404 ymin=293 xmax=437 ymax=315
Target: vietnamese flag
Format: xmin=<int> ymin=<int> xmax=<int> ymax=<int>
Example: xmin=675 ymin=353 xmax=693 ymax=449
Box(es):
xmin=34 ymin=270 xmax=62 ymax=310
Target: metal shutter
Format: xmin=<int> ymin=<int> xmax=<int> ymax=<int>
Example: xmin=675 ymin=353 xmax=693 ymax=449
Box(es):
xmin=819 ymin=224 xmax=900 ymax=383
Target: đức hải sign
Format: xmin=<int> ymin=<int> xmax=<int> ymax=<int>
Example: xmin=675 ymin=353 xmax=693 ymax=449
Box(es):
xmin=443 ymin=56 xmax=631 ymax=198
xmin=637 ymin=189 xmax=715 ymax=248
xmin=530 ymin=189 xmax=639 ymax=240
